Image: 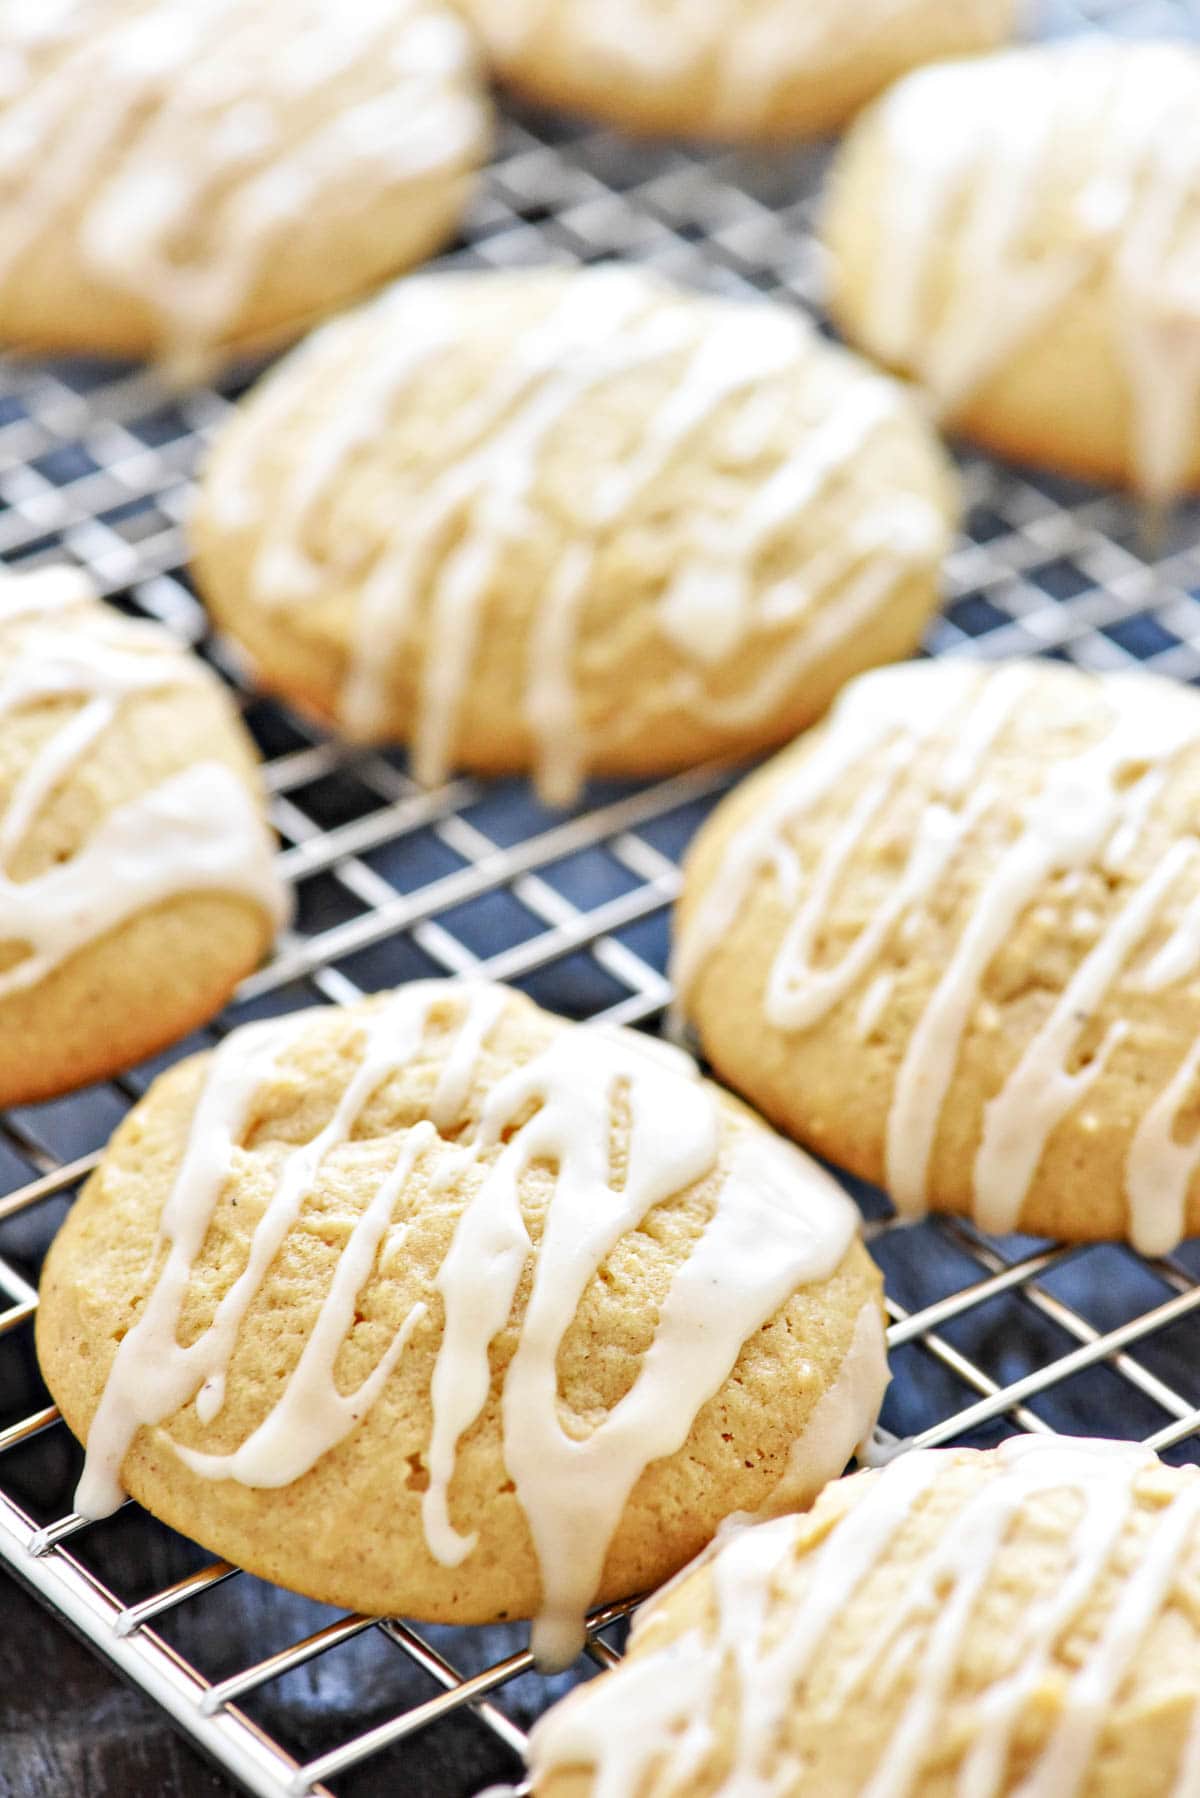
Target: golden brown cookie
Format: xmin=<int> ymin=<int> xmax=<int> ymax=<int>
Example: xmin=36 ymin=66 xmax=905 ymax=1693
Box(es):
xmin=456 ymin=0 xmax=1015 ymax=141
xmin=825 ymin=39 xmax=1200 ymax=502
xmin=0 ymin=564 xmax=285 ymax=1104
xmin=528 ymin=1435 xmax=1200 ymax=1797
xmin=190 ymin=265 xmax=956 ymax=805
xmin=675 ymin=657 xmax=1200 ymax=1251
xmin=0 ymin=0 xmax=489 ymax=369
xmin=37 ymin=979 xmax=887 ymax=1666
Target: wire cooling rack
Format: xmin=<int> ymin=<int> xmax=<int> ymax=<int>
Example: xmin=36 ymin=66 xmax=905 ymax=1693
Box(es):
xmin=4 ymin=2 xmax=1200 ymax=1793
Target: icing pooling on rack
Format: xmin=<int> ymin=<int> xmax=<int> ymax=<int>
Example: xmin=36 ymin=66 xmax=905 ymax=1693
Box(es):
xmin=673 ymin=660 xmax=1200 ymax=1251
xmin=463 ymin=0 xmax=1010 ymax=131
xmin=853 ymin=39 xmax=1200 ymax=502
xmin=0 ymin=567 xmax=285 ymax=998
xmin=204 ymin=268 xmax=946 ymax=805
xmin=528 ymin=1435 xmax=1200 ymax=1798
xmin=74 ymin=979 xmax=881 ymax=1669
xmin=0 ymin=0 xmax=484 ymax=359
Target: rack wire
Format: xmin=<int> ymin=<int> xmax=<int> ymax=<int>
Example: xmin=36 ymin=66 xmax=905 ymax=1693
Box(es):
xmin=3 ymin=1 xmax=1200 ymax=1792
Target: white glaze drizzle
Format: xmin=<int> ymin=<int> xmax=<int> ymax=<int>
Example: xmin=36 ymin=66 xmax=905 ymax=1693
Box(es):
xmin=0 ymin=0 xmax=485 ymax=362
xmin=749 ymin=1295 xmax=888 ymax=1522
xmin=1126 ymin=1031 xmax=1200 ymax=1259
xmin=857 ymin=39 xmax=1200 ymax=502
xmin=854 ymin=970 xmax=896 ymax=1044
xmin=672 ymin=659 xmax=983 ymax=1006
xmin=0 ymin=569 xmax=284 ymax=996
xmin=75 ymin=980 xmax=880 ymax=1668
xmin=972 ymin=841 xmax=1194 ymax=1236
xmin=208 ymin=267 xmax=944 ymax=804
xmin=0 ymin=761 xmax=282 ymax=999
xmin=673 ymin=660 xmax=1200 ymax=1248
xmin=465 ymin=0 xmax=1010 ymax=131
xmin=529 ymin=1435 xmax=1200 ymax=1798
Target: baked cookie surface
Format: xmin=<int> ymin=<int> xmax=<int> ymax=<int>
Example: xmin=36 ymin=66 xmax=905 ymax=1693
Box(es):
xmin=190 ymin=265 xmax=955 ymax=804
xmin=0 ymin=565 xmax=284 ymax=1104
xmin=456 ymin=0 xmax=1014 ymax=141
xmin=825 ymin=39 xmax=1200 ymax=502
xmin=0 ymin=0 xmax=489 ymax=368
xmin=528 ymin=1435 xmax=1200 ymax=1797
xmin=37 ymin=979 xmax=887 ymax=1667
xmin=675 ymin=657 xmax=1200 ymax=1251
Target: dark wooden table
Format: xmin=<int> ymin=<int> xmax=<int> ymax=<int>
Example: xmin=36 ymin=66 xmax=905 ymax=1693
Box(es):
xmin=0 ymin=1568 xmax=235 ymax=1797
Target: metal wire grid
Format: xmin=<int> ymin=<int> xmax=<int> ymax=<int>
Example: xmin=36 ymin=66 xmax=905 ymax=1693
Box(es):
xmin=2 ymin=2 xmax=1200 ymax=1791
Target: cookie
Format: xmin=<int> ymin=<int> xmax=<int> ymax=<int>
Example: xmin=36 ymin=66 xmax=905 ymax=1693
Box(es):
xmin=455 ymin=0 xmax=1014 ymax=141
xmin=37 ymin=979 xmax=887 ymax=1668
xmin=674 ymin=656 xmax=1200 ymax=1252
xmin=0 ymin=0 xmax=489 ymax=370
xmin=190 ymin=265 xmax=956 ymax=805
xmin=824 ymin=39 xmax=1200 ymax=503
xmin=528 ymin=1435 xmax=1200 ymax=1797
xmin=0 ymin=565 xmax=285 ymax=1104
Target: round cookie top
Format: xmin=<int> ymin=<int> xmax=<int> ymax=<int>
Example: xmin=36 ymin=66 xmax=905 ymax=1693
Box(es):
xmin=528 ymin=1435 xmax=1200 ymax=1797
xmin=37 ymin=979 xmax=887 ymax=1667
xmin=190 ymin=265 xmax=955 ymax=804
xmin=0 ymin=564 xmax=285 ymax=1102
xmin=457 ymin=0 xmax=1014 ymax=141
xmin=0 ymin=0 xmax=489 ymax=368
xmin=675 ymin=656 xmax=1200 ymax=1251
xmin=824 ymin=38 xmax=1200 ymax=502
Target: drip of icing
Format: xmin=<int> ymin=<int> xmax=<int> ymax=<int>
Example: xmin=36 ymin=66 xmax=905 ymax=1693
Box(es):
xmin=748 ymin=1295 xmax=888 ymax=1522
xmin=524 ymin=540 xmax=593 ymax=806
xmin=765 ymin=752 xmax=986 ymax=1033
xmin=337 ymin=268 xmax=668 ymax=762
xmin=973 ymin=841 xmax=1194 ymax=1234
xmin=1125 ymin=1035 xmax=1200 ymax=1259
xmin=502 ymin=1120 xmax=864 ymax=1669
xmin=530 ymin=1436 xmax=1200 ymax=1798
xmin=175 ymin=1127 xmax=432 ymax=1486
xmin=76 ymin=989 xmax=441 ymax=1516
xmin=0 ymin=0 xmax=485 ymax=361
xmin=857 ymin=40 xmax=1200 ymax=502
xmin=636 ymin=1297 xmax=890 ymax=1629
xmin=216 ymin=266 xmax=938 ymax=804
xmin=854 ymin=969 xmax=895 ymax=1043
xmin=0 ymin=762 xmax=283 ymax=999
xmin=655 ymin=378 xmax=900 ymax=653
xmin=671 ymin=659 xmax=983 ymax=1008
xmin=0 ymin=580 xmax=284 ymax=996
xmin=673 ymin=661 xmax=1200 ymax=1248
xmin=248 ymin=284 xmax=456 ymax=605
xmin=1133 ymin=875 xmax=1200 ymax=992
xmin=0 ymin=625 xmax=208 ymax=863
xmin=885 ymin=688 xmax=1200 ymax=1219
xmin=75 ymin=980 xmax=879 ymax=1668
xmin=75 ymin=1013 xmax=293 ymax=1518
xmin=656 ymin=498 xmax=945 ymax=741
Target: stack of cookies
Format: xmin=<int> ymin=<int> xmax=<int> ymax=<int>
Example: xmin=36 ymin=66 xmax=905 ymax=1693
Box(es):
xmin=10 ymin=2 xmax=1200 ymax=1793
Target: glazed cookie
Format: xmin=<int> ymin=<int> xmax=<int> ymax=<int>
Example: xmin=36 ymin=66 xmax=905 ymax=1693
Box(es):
xmin=37 ymin=979 xmax=887 ymax=1667
xmin=0 ymin=0 xmax=489 ymax=369
xmin=675 ymin=657 xmax=1200 ymax=1252
xmin=528 ymin=1435 xmax=1200 ymax=1797
xmin=825 ymin=39 xmax=1200 ymax=503
xmin=455 ymin=0 xmax=1015 ymax=141
xmin=0 ymin=565 xmax=285 ymax=1104
xmin=190 ymin=266 xmax=956 ymax=805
